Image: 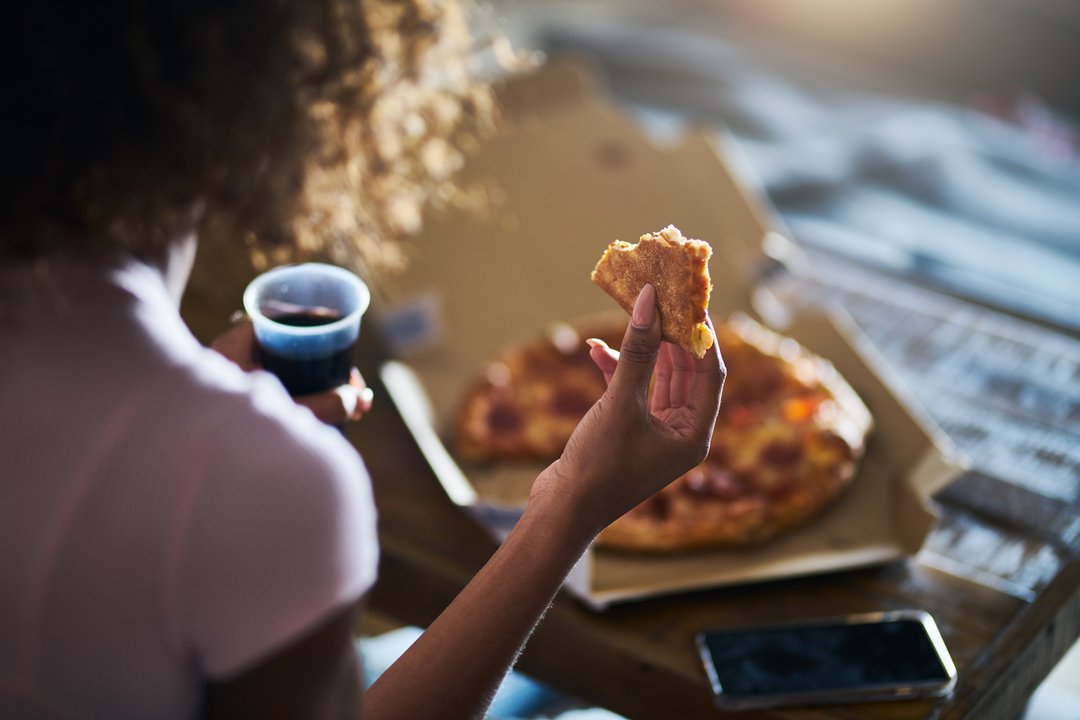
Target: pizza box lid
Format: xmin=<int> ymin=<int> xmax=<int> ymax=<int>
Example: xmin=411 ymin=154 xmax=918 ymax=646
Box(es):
xmin=376 ymin=59 xmax=966 ymax=610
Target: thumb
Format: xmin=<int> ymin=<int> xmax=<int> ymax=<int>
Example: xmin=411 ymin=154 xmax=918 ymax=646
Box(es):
xmin=610 ymin=283 xmax=661 ymax=397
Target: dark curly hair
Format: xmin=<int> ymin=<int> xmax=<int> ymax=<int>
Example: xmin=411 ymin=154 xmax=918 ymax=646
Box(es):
xmin=2 ymin=0 xmax=492 ymax=277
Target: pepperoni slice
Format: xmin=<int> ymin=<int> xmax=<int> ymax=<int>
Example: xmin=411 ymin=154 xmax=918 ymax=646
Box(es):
xmin=761 ymin=441 xmax=803 ymax=467
xmin=550 ymin=388 xmax=595 ymax=417
xmin=486 ymin=403 xmax=523 ymax=435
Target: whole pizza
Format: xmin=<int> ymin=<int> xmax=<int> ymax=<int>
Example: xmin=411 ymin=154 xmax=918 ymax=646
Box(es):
xmin=453 ymin=313 xmax=873 ymax=552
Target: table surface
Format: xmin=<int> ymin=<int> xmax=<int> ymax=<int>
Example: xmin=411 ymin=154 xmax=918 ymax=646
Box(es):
xmin=325 ymin=249 xmax=1080 ymax=720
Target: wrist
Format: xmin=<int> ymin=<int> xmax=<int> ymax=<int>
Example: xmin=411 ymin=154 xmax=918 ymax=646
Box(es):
xmin=524 ymin=462 xmax=608 ymax=548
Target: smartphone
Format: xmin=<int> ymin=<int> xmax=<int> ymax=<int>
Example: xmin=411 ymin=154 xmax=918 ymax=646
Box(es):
xmin=695 ymin=610 xmax=957 ymax=710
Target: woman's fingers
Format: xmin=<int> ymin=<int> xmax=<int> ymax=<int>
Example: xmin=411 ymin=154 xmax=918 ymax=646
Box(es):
xmin=212 ymin=315 xmax=378 ymax=425
xmin=686 ymin=317 xmax=725 ymax=423
xmin=651 ymin=343 xmax=673 ymax=413
xmin=586 ymin=338 xmax=618 ymax=386
xmin=209 ymin=317 xmax=260 ymax=371
xmin=666 ymin=342 xmax=697 ymax=408
xmin=294 ymin=385 xmax=374 ymax=424
xmin=294 ymin=369 xmax=374 ymax=424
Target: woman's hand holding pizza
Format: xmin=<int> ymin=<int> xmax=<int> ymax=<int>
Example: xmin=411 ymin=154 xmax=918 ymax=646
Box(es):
xmin=529 ymin=283 xmax=725 ymax=537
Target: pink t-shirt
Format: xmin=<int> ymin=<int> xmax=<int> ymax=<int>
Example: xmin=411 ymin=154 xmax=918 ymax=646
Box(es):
xmin=0 ymin=260 xmax=379 ymax=719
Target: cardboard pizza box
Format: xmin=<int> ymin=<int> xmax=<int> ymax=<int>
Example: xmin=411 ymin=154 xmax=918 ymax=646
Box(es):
xmin=376 ymin=60 xmax=965 ymax=610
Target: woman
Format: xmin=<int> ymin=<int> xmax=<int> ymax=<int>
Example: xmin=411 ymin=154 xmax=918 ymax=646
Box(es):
xmin=0 ymin=1 xmax=724 ymax=718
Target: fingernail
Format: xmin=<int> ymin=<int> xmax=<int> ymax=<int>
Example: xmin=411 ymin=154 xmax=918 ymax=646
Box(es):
xmin=632 ymin=284 xmax=657 ymax=328
xmin=337 ymin=386 xmax=359 ymax=417
xmin=360 ymin=387 xmax=374 ymax=405
xmin=585 ymin=338 xmax=608 ymax=350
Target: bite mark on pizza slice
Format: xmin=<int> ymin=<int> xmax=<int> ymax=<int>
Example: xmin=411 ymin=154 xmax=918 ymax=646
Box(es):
xmin=591 ymin=225 xmax=714 ymax=358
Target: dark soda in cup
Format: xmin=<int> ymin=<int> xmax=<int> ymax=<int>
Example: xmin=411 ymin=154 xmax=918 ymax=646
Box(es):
xmin=243 ymin=263 xmax=370 ymax=397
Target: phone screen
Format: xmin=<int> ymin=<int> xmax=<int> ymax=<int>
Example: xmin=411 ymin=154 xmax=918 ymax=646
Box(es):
xmin=697 ymin=613 xmax=955 ymax=707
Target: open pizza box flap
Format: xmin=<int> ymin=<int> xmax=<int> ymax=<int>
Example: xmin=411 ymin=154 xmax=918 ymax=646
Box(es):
xmin=376 ymin=60 xmax=966 ymax=610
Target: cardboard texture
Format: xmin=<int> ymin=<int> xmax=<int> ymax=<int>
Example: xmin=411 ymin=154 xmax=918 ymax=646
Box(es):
xmin=379 ymin=61 xmax=965 ymax=609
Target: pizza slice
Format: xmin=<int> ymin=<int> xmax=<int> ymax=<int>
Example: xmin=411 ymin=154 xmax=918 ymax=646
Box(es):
xmin=590 ymin=225 xmax=714 ymax=358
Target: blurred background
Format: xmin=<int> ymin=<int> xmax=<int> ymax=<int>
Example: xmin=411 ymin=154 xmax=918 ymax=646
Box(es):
xmin=482 ymin=0 xmax=1080 ymax=333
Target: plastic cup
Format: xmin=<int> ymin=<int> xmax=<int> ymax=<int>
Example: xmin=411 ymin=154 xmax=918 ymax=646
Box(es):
xmin=243 ymin=263 xmax=370 ymax=397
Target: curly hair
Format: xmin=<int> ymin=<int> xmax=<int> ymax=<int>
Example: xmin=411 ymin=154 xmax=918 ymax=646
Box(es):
xmin=2 ymin=0 xmax=493 ymax=277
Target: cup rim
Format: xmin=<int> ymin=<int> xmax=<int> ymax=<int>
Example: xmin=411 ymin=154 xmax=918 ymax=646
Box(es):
xmin=242 ymin=262 xmax=370 ymax=338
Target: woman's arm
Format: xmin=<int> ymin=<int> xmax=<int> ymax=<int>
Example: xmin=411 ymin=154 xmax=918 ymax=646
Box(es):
xmin=365 ymin=284 xmax=725 ymax=720
xmin=362 ymin=489 xmax=593 ymax=720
